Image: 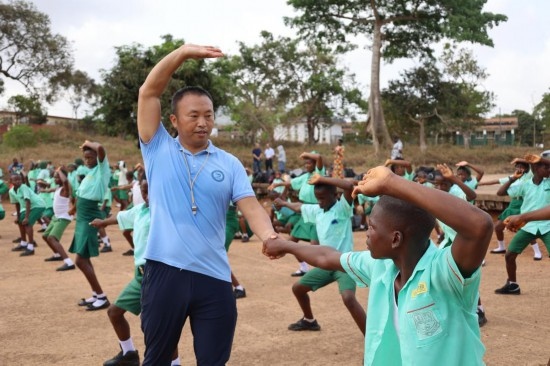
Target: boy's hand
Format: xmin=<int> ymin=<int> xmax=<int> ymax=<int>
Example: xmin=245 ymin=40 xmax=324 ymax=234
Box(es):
xmin=436 ymin=163 xmax=454 ymax=179
xmin=384 ymin=159 xmax=392 ymax=167
xmin=352 ymin=166 xmax=392 ymax=198
xmin=68 ymin=206 xmax=76 ymax=216
xmin=503 ymin=215 xmax=526 ymax=232
xmin=524 ymin=154 xmax=541 ymax=164
xmin=308 ymin=173 xmax=321 ymax=185
xmin=510 ymin=158 xmax=527 ymax=165
xmin=89 ymin=219 xmax=104 ymax=228
xmin=455 ymin=161 xmax=469 ymax=167
xmin=273 ymin=197 xmax=285 ymax=209
xmin=512 ymin=169 xmax=524 ymax=180
xmin=262 ymin=237 xmax=288 ymax=259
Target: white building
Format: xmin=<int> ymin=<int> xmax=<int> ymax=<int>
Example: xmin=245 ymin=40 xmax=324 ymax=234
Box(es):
xmin=274 ymin=120 xmax=344 ymax=144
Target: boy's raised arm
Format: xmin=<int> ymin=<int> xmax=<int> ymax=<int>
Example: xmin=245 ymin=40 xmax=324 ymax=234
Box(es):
xmin=354 ymin=166 xmax=493 ymax=278
xmin=137 ymin=44 xmax=223 ymax=143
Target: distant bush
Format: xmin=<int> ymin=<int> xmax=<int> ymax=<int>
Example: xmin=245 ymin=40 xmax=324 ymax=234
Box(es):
xmin=3 ymin=125 xmax=37 ymax=149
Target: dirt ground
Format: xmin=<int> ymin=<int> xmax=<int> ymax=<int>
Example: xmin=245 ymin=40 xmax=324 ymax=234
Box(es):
xmin=1 ymin=201 xmax=550 ymax=365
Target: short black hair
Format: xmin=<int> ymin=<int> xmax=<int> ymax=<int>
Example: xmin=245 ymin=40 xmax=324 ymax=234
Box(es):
xmin=456 ymin=166 xmax=471 ymax=177
xmin=516 ymin=162 xmax=530 ymax=172
xmin=314 ymin=183 xmax=337 ymax=195
xmin=171 ymin=86 xmax=214 ymax=114
xmin=377 ymin=195 xmax=435 ymax=243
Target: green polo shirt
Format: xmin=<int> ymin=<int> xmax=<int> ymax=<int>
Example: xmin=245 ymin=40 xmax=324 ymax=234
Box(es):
xmin=27 ymin=168 xmax=39 ymax=191
xmin=301 ymin=195 xmax=353 ymax=252
xmin=290 ymin=167 xmax=325 ymax=204
xmin=498 ymin=171 xmax=533 ymax=197
xmin=341 ymin=244 xmax=484 ymax=366
xmin=76 ymin=157 xmax=111 ymax=202
xmin=117 ymin=203 xmax=150 ymax=267
xmin=357 ymin=194 xmax=379 ymax=206
xmin=507 ymin=177 xmax=550 ymax=235
xmin=9 ymin=184 xmax=46 ymax=210
xmin=437 ymin=185 xmax=466 ymax=244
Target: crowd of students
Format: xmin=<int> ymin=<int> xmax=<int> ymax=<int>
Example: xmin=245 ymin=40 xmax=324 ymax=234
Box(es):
xmin=3 ymin=43 xmax=550 ymax=365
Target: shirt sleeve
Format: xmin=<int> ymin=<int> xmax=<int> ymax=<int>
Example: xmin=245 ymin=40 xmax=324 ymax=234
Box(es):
xmin=117 ymin=205 xmax=139 ymax=231
xmin=231 ymin=157 xmax=256 ymax=203
xmin=300 ymin=203 xmax=318 ymax=224
xmin=340 ymin=251 xmax=375 ymax=288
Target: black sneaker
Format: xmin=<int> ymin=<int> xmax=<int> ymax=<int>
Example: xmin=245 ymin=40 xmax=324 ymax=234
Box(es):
xmin=495 ymin=281 xmax=521 ymax=295
xmin=477 ymin=309 xmax=488 ymax=327
xmin=11 ymin=244 xmax=27 ymax=252
xmin=45 ymin=255 xmax=63 ymax=262
xmin=234 ymin=288 xmax=246 ymax=299
xmin=20 ymin=249 xmax=35 ymax=256
xmin=122 ymin=249 xmax=134 ymax=256
xmin=12 ymin=237 xmax=22 ymax=243
xmin=241 ymin=235 xmax=250 ymax=243
xmin=56 ymin=263 xmax=76 ymax=271
xmin=38 ymin=228 xmax=46 ymax=233
xmin=103 ymin=350 xmax=140 ymax=366
xmin=288 ymin=318 xmax=321 ymax=331
xmin=100 ymin=245 xmax=113 ymax=253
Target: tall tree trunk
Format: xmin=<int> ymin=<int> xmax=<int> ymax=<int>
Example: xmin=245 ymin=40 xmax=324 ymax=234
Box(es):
xmin=307 ymin=118 xmax=315 ymax=144
xmin=418 ymin=119 xmax=427 ymax=153
xmin=368 ymin=20 xmax=391 ymax=155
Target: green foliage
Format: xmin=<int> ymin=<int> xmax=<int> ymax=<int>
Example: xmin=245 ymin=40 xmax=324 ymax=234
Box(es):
xmin=286 ymin=0 xmax=507 ymax=150
xmin=3 ymin=124 xmax=37 ymax=149
xmin=95 ymin=35 xmax=229 ymax=138
xmin=534 ymin=90 xmax=550 ymax=141
xmin=7 ymin=94 xmax=47 ymax=124
xmin=50 ymin=69 xmax=98 ymax=118
xmin=0 ymin=0 xmax=73 ymax=100
xmin=215 ymin=31 xmax=364 ymax=144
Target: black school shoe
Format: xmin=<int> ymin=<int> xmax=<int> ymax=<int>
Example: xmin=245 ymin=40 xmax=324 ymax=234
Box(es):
xmin=103 ymin=349 xmax=140 ymax=366
xmin=494 ymin=281 xmax=521 ymax=295
xmin=86 ymin=297 xmax=110 ymax=311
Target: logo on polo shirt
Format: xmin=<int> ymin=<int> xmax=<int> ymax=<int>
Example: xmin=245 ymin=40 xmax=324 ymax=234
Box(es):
xmin=212 ymin=170 xmax=225 ymax=182
xmin=411 ymin=282 xmax=428 ymax=298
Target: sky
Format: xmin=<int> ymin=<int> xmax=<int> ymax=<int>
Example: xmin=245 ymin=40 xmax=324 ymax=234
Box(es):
xmin=1 ymin=0 xmax=549 ymax=119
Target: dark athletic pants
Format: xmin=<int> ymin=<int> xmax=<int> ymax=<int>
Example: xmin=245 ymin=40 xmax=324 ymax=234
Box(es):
xmin=141 ymin=260 xmax=237 ymax=365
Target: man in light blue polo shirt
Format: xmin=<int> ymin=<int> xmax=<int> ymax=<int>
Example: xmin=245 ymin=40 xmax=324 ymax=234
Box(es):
xmin=264 ymin=166 xmax=493 ymax=366
xmin=137 ymin=43 xmax=277 ymax=366
xmin=495 ymin=153 xmax=550 ymax=295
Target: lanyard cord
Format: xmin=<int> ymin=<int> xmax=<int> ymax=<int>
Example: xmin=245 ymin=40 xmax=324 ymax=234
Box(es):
xmin=182 ymin=150 xmax=210 ymax=215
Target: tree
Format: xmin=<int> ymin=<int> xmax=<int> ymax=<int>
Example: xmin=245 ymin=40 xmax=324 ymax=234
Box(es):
xmin=0 ymin=0 xmax=73 ymax=100
xmin=50 ymin=70 xmax=98 ymax=119
xmin=511 ymin=110 xmax=538 ymax=147
xmin=533 ymin=90 xmax=550 ymax=146
xmin=383 ymin=47 xmax=494 ymax=150
xmin=286 ymin=0 xmax=507 ymax=153
xmin=7 ymin=94 xmax=47 ymax=124
xmin=216 ymin=31 xmax=365 ymax=144
xmin=95 ymin=35 xmax=229 ymax=138
xmin=383 ymin=61 xmax=442 ymax=152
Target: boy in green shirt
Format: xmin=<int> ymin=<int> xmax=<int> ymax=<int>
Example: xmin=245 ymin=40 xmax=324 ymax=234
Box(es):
xmin=9 ymin=172 xmax=46 ymax=256
xmin=264 ymin=166 xmax=493 ymax=366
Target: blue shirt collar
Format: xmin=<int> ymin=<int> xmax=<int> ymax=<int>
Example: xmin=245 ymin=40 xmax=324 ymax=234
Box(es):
xmin=175 ymin=138 xmax=217 ymax=155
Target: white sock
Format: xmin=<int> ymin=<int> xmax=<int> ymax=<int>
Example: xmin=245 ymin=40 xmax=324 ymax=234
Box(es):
xmin=299 ymin=262 xmax=308 ymax=272
xmin=64 ymin=258 xmax=74 ymax=266
xmin=20 ymin=240 xmax=28 ymax=247
xmin=101 ymin=236 xmax=110 ymax=245
xmin=303 ymin=317 xmax=315 ymax=323
xmin=53 ymin=253 xmax=61 ymax=258
xmin=497 ymin=240 xmax=505 ymax=250
xmin=91 ymin=293 xmax=108 ymax=307
xmin=85 ymin=292 xmax=98 ymax=303
xmin=171 ymin=356 xmax=181 ymax=365
xmin=119 ymin=337 xmax=136 ymax=355
xmin=235 ymin=285 xmax=244 ymax=291
xmin=478 ymin=305 xmax=484 ymax=312
xmin=242 ymin=233 xmax=249 ymax=238
xmin=26 ymin=243 xmax=34 ymax=250
xmin=531 ymin=243 xmax=542 ymax=257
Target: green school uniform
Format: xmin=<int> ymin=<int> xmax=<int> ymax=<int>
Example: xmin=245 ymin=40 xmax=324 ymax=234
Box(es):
xmin=341 ymin=244 xmax=484 ymax=366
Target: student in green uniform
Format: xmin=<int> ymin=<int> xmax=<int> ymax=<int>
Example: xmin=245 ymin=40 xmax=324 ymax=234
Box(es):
xmin=384 ymin=158 xmax=414 ymax=180
xmin=42 ymin=167 xmax=76 ymax=271
xmin=495 ymin=153 xmax=550 ymax=295
xmin=268 ymin=152 xmax=324 ymax=276
xmin=9 ymin=172 xmax=46 ymax=256
xmin=274 ymin=173 xmax=366 ymax=334
xmin=69 ymin=140 xmax=112 ymax=311
xmin=264 ymin=166 xmax=493 ymax=366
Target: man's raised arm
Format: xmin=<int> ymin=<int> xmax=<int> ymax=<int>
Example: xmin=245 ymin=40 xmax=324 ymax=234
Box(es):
xmin=137 ymin=44 xmax=223 ymax=143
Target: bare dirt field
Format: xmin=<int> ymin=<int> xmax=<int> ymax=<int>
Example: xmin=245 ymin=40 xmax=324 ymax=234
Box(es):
xmin=1 ymin=200 xmax=550 ymax=365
